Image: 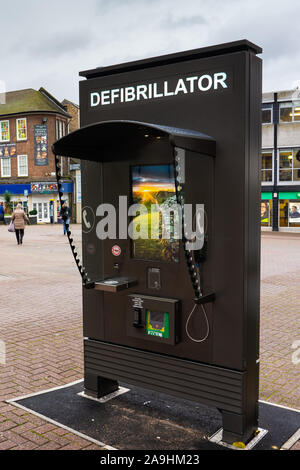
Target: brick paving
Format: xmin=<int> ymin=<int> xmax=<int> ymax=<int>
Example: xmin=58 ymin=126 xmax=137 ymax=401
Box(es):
xmin=0 ymin=224 xmax=299 ymax=450
xmin=0 ymin=224 xmax=103 ymax=450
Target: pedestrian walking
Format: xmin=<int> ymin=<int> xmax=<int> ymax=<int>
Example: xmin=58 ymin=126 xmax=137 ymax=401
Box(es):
xmin=0 ymin=202 xmax=6 ymax=225
xmin=59 ymin=202 xmax=71 ymax=235
xmin=11 ymin=203 xmax=30 ymax=245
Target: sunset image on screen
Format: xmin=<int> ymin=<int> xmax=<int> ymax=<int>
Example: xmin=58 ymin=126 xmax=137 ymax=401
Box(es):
xmin=131 ymin=165 xmax=179 ymax=262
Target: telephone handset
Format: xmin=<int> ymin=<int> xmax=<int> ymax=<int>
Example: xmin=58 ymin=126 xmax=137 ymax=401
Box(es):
xmin=173 ymin=148 xmax=215 ymax=343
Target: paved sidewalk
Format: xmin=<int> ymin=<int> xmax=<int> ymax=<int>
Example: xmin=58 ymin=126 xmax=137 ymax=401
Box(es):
xmin=0 ymin=225 xmax=299 ymax=450
xmin=0 ymin=224 xmax=101 ymax=450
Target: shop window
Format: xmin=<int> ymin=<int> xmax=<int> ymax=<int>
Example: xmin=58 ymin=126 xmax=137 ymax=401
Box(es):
xmin=18 ymin=155 xmax=28 ymax=177
xmin=261 ymin=151 xmax=273 ymax=183
xmin=0 ymin=120 xmax=10 ymax=142
xmin=261 ymin=200 xmax=272 ymax=227
xmin=12 ymin=201 xmax=25 ymax=211
xmin=279 ymin=199 xmax=300 ymax=227
xmin=56 ymin=120 xmax=65 ymax=139
xmin=262 ymin=108 xmax=272 ymax=124
xmin=279 ymin=148 xmax=300 ymax=183
xmin=279 ymin=101 xmax=300 ymax=122
xmin=16 ymin=118 xmax=27 ymax=141
xmin=0 ymin=157 xmax=11 ymax=177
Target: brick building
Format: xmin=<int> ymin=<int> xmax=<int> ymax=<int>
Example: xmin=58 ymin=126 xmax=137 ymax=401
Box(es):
xmin=0 ymin=88 xmax=77 ymax=223
xmin=61 ymin=99 xmax=81 ymax=223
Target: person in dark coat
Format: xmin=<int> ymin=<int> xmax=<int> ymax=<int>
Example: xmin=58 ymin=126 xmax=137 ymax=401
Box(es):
xmin=59 ymin=202 xmax=71 ymax=235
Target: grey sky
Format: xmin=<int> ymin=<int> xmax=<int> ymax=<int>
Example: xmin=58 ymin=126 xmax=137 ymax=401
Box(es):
xmin=1 ymin=0 xmax=299 ymax=103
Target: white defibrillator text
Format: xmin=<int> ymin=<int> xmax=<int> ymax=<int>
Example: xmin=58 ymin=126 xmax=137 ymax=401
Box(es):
xmin=90 ymin=72 xmax=228 ymax=107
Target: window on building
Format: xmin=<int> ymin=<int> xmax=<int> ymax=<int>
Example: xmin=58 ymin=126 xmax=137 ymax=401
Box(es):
xmin=0 ymin=158 xmax=11 ymax=177
xmin=279 ymin=148 xmax=300 ymax=183
xmin=56 ymin=120 xmax=66 ymax=139
xmin=18 ymin=155 xmax=28 ymax=177
xmin=56 ymin=120 xmax=59 ymax=140
xmin=0 ymin=120 xmax=10 ymax=141
xmin=279 ymin=199 xmax=300 ymax=227
xmin=279 ymin=101 xmax=300 ymax=122
xmin=262 ymin=108 xmax=272 ymax=124
xmin=12 ymin=201 xmax=25 ymax=211
xmin=16 ymin=118 xmax=27 ymax=140
xmin=261 ymin=151 xmax=273 ymax=183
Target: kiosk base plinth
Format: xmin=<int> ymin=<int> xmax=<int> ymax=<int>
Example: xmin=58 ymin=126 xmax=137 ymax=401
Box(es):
xmin=220 ymin=410 xmax=258 ymax=445
xmin=84 ymin=373 xmax=119 ymax=399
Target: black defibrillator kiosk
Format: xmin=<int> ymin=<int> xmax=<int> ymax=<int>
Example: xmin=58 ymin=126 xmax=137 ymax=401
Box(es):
xmin=52 ymin=40 xmax=262 ymax=445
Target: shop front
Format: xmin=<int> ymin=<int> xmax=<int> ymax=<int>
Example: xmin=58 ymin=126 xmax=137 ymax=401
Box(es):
xmin=278 ymin=192 xmax=300 ymax=231
xmin=0 ymin=183 xmax=30 ymax=214
xmin=261 ymin=191 xmax=300 ymax=231
xmin=31 ymin=181 xmax=72 ymax=223
xmin=0 ymin=182 xmax=72 ymax=223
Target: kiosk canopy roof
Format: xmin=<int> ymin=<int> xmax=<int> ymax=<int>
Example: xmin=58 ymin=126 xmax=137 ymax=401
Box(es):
xmin=52 ymin=120 xmax=216 ymax=162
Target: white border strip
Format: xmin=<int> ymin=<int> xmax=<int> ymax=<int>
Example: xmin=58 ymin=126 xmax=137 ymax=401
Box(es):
xmin=6 ymin=379 xmax=116 ymax=451
xmin=6 ymin=382 xmax=300 ymax=452
xmin=281 ymin=428 xmax=300 ymax=450
xmin=78 ymin=387 xmax=130 ymax=403
xmin=6 ymin=379 xmax=84 ymax=402
xmin=259 ymin=399 xmax=300 ymax=413
xmin=209 ymin=427 xmax=268 ymax=450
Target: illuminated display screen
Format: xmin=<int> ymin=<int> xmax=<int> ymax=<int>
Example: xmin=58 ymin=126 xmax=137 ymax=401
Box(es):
xmin=146 ymin=310 xmax=169 ymax=338
xmin=131 ymin=165 xmax=179 ymax=262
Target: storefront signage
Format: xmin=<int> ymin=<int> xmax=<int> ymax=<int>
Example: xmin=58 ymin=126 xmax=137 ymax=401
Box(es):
xmin=70 ymin=163 xmax=81 ymax=171
xmin=90 ymin=71 xmax=229 ymax=108
xmin=34 ymin=125 xmax=48 ymax=166
xmin=31 ymin=182 xmax=58 ymax=194
xmin=0 ymin=143 xmax=17 ymax=158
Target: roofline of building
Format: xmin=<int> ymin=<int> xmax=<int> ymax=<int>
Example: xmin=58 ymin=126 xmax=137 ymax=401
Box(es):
xmin=62 ymin=98 xmax=79 ymax=109
xmin=263 ymin=88 xmax=300 ymax=96
xmin=0 ymin=109 xmax=71 ymax=119
xmin=39 ymin=87 xmax=70 ymax=116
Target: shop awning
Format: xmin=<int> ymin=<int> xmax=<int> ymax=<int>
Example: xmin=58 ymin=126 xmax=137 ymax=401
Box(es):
xmin=52 ymin=120 xmax=216 ymax=161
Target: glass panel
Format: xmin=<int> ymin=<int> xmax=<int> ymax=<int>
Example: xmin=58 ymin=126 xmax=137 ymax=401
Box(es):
xmin=0 ymin=121 xmax=9 ymax=141
xmin=38 ymin=203 xmax=42 ymax=219
xmin=261 ymin=201 xmax=270 ymax=226
xmin=261 ymin=170 xmax=272 ymax=182
xmin=289 ymin=201 xmax=300 ymax=225
xmin=43 ymin=203 xmax=48 ymax=219
xmin=279 ymin=200 xmax=289 ymax=227
xmin=17 ymin=119 xmax=27 ymax=140
xmin=279 ymin=169 xmax=292 ymax=181
xmin=262 ymin=109 xmax=272 ymax=124
xmin=18 ymin=155 xmax=28 ymax=176
xmin=293 ymin=149 xmax=300 ymax=169
xmin=293 ymin=169 xmax=300 ymax=182
xmin=1 ymin=158 xmax=10 ymax=176
xmin=280 ymin=104 xmax=292 ymax=122
xmin=279 ymin=150 xmax=293 ymax=168
xmin=262 ymin=152 xmax=272 ymax=169
xmin=294 ymin=106 xmax=300 ymax=121
xmin=131 ymin=164 xmax=179 ymax=262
